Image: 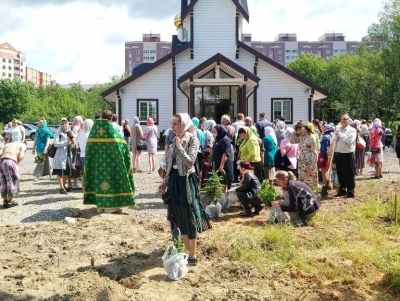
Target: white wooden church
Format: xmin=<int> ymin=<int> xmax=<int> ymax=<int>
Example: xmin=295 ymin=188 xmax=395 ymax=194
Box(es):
xmin=102 ymin=0 xmax=329 ymax=129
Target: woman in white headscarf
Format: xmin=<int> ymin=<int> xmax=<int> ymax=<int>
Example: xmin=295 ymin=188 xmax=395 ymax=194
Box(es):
xmin=158 ymin=113 xmax=211 ymax=267
xmin=76 ymin=119 xmax=94 ymax=174
xmin=200 ymin=119 xmax=216 ymax=188
xmin=263 ymin=126 xmax=277 ymax=185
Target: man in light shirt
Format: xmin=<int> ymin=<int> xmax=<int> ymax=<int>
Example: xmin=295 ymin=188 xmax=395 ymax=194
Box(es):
xmin=331 ymin=114 xmax=357 ymax=198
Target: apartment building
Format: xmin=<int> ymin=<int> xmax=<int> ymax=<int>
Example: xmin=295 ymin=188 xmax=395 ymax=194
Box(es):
xmin=0 ymin=42 xmax=26 ymax=80
xmin=248 ymin=33 xmax=371 ymax=66
xmin=26 ymin=67 xmax=52 ymax=87
xmin=126 ymin=33 xmax=371 ymax=71
xmin=125 ymin=34 xmax=172 ymax=73
xmin=1 ymin=42 xmax=52 ymax=86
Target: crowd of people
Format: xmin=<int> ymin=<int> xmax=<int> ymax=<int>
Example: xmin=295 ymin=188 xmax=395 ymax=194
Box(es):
xmin=1 ymin=110 xmax=400 ymax=266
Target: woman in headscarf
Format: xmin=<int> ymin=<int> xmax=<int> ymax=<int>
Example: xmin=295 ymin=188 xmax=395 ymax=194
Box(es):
xmin=32 ymin=117 xmax=54 ymax=181
xmin=318 ymin=125 xmax=335 ymax=189
xmin=145 ymin=118 xmax=158 ymax=173
xmin=130 ymin=117 xmax=144 ymax=173
xmin=0 ymin=141 xmax=26 ymax=208
xmin=71 ymin=116 xmax=83 ymax=136
xmin=280 ymin=127 xmax=299 ymax=177
xmin=191 ymin=117 xmax=206 ymax=178
xmin=201 ymin=119 xmax=216 ymax=188
xmin=158 ymin=113 xmax=211 ymax=267
xmin=274 ymin=120 xmax=286 ymax=147
xmin=211 ymin=124 xmax=234 ymax=193
xmin=70 ymin=116 xmax=84 ymax=189
xmin=291 ymin=122 xmax=318 ymax=189
xmin=369 ymin=118 xmax=384 ymax=179
xmin=76 ymin=119 xmax=94 ymax=176
xmin=263 ymin=126 xmax=277 ymax=185
xmin=237 ymin=126 xmax=263 ymax=181
xmin=53 ymin=118 xmax=74 ymax=194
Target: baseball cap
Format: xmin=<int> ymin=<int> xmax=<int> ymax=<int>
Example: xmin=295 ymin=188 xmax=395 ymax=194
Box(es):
xmin=60 ymin=117 xmax=68 ymax=122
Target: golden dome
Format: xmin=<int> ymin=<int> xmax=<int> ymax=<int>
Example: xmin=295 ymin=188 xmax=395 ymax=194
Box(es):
xmin=174 ymin=14 xmax=182 ymax=28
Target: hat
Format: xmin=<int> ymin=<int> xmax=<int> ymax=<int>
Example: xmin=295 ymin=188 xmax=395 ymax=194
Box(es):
xmin=60 ymin=117 xmax=68 ymax=122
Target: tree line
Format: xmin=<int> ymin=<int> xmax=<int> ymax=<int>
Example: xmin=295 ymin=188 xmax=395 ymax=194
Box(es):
xmin=1 ymin=1 xmax=400 ymax=129
xmin=288 ymin=0 xmax=400 ymax=127
xmin=0 ymin=75 xmax=126 ymax=128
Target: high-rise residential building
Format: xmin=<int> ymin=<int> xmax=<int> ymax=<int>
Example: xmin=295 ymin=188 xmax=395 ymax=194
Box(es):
xmin=126 ymin=32 xmax=373 ymax=70
xmin=0 ymin=42 xmax=53 ymax=86
xmin=247 ymin=32 xmax=373 ymax=66
xmin=125 ymin=34 xmax=172 ymax=73
xmin=0 ymin=42 xmax=26 ymax=80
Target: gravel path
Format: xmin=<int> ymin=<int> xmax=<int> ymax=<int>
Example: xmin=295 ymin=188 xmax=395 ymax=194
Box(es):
xmin=0 ymin=141 xmax=167 ymax=226
xmin=0 ymin=141 xmax=399 ymax=226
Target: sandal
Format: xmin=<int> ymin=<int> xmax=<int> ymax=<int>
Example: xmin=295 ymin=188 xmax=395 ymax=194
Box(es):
xmin=188 ymin=257 xmax=198 ymax=266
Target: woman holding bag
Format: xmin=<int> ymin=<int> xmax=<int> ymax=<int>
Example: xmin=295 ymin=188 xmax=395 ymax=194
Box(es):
xmin=158 ymin=113 xmax=211 ymax=266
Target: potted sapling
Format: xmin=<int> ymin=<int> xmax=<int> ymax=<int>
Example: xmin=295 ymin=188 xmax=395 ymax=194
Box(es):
xmin=204 ymin=169 xmax=224 ymax=218
xmin=257 ymin=180 xmax=285 ymax=223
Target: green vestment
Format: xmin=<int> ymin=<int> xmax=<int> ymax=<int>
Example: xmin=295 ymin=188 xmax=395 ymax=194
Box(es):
xmin=83 ymin=120 xmax=135 ymax=208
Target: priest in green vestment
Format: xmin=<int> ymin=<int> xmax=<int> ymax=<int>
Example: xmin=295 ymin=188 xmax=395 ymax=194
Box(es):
xmin=83 ymin=118 xmax=135 ymax=210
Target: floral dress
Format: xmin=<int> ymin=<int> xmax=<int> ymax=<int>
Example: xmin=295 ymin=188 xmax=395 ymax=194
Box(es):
xmin=145 ymin=125 xmax=158 ymax=154
xmin=290 ymin=132 xmax=318 ymax=189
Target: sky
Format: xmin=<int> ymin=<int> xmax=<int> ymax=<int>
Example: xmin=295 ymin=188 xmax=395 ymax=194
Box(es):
xmin=0 ymin=0 xmax=384 ymax=85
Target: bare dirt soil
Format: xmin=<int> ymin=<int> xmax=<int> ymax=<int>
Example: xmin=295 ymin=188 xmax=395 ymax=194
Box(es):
xmin=0 ymin=146 xmax=399 ymax=301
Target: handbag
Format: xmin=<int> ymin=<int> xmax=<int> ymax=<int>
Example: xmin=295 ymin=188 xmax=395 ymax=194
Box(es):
xmin=356 ymin=136 xmax=366 ymax=150
xmin=72 ymin=150 xmax=82 ymax=171
xmin=274 ymin=146 xmax=292 ymax=170
xmin=136 ymin=140 xmax=147 ymax=151
xmin=46 ymin=144 xmax=57 ymax=158
xmin=371 ymin=147 xmax=381 ymax=155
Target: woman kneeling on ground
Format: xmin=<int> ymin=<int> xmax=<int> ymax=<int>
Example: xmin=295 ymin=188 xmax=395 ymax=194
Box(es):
xmin=233 ymin=161 xmax=263 ymax=217
xmin=271 ymin=170 xmax=321 ymax=225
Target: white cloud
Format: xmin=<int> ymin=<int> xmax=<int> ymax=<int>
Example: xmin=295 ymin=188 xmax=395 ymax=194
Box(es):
xmin=0 ymin=0 xmax=383 ymax=84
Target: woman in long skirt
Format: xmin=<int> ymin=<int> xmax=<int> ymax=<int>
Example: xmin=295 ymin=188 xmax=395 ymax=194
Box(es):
xmin=158 ymin=113 xmax=211 ymax=266
xmin=0 ymin=141 xmax=26 ymax=208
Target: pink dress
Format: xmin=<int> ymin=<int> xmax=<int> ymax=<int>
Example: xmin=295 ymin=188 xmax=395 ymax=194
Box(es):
xmin=369 ymin=129 xmax=383 ymax=163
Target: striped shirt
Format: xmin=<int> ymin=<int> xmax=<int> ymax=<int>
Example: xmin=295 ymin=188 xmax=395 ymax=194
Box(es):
xmin=332 ymin=125 xmax=356 ymax=153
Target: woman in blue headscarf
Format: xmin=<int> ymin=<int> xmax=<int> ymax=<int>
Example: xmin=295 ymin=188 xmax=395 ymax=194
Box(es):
xmin=192 ymin=117 xmax=206 ymax=178
xmin=32 ymin=117 xmax=54 ymax=180
xmin=211 ymin=125 xmax=234 ymax=193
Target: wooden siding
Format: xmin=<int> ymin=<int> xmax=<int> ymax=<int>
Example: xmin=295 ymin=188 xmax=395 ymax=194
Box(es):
xmin=120 ymin=60 xmax=173 ymax=132
xmin=193 ymin=0 xmax=237 ymax=62
xmin=256 ymin=60 xmax=311 ymax=124
xmin=183 ymin=18 xmax=191 ymax=42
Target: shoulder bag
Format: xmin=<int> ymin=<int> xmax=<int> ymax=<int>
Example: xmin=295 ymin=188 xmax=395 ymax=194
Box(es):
xmin=47 ymin=134 xmax=62 ymax=158
xmin=274 ymin=146 xmax=292 ymax=170
xmin=356 ymin=135 xmax=366 ymax=150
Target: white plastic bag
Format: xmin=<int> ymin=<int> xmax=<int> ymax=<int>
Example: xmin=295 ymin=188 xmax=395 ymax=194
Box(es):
xmin=205 ymin=203 xmax=222 ymax=218
xmin=227 ymin=192 xmax=238 ymax=206
xmin=162 ymin=246 xmax=188 ymax=281
xmin=266 ymin=207 xmax=287 ymax=223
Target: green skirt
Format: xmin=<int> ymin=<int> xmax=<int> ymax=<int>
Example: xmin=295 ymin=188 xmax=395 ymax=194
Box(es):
xmin=168 ymin=169 xmax=211 ymax=239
